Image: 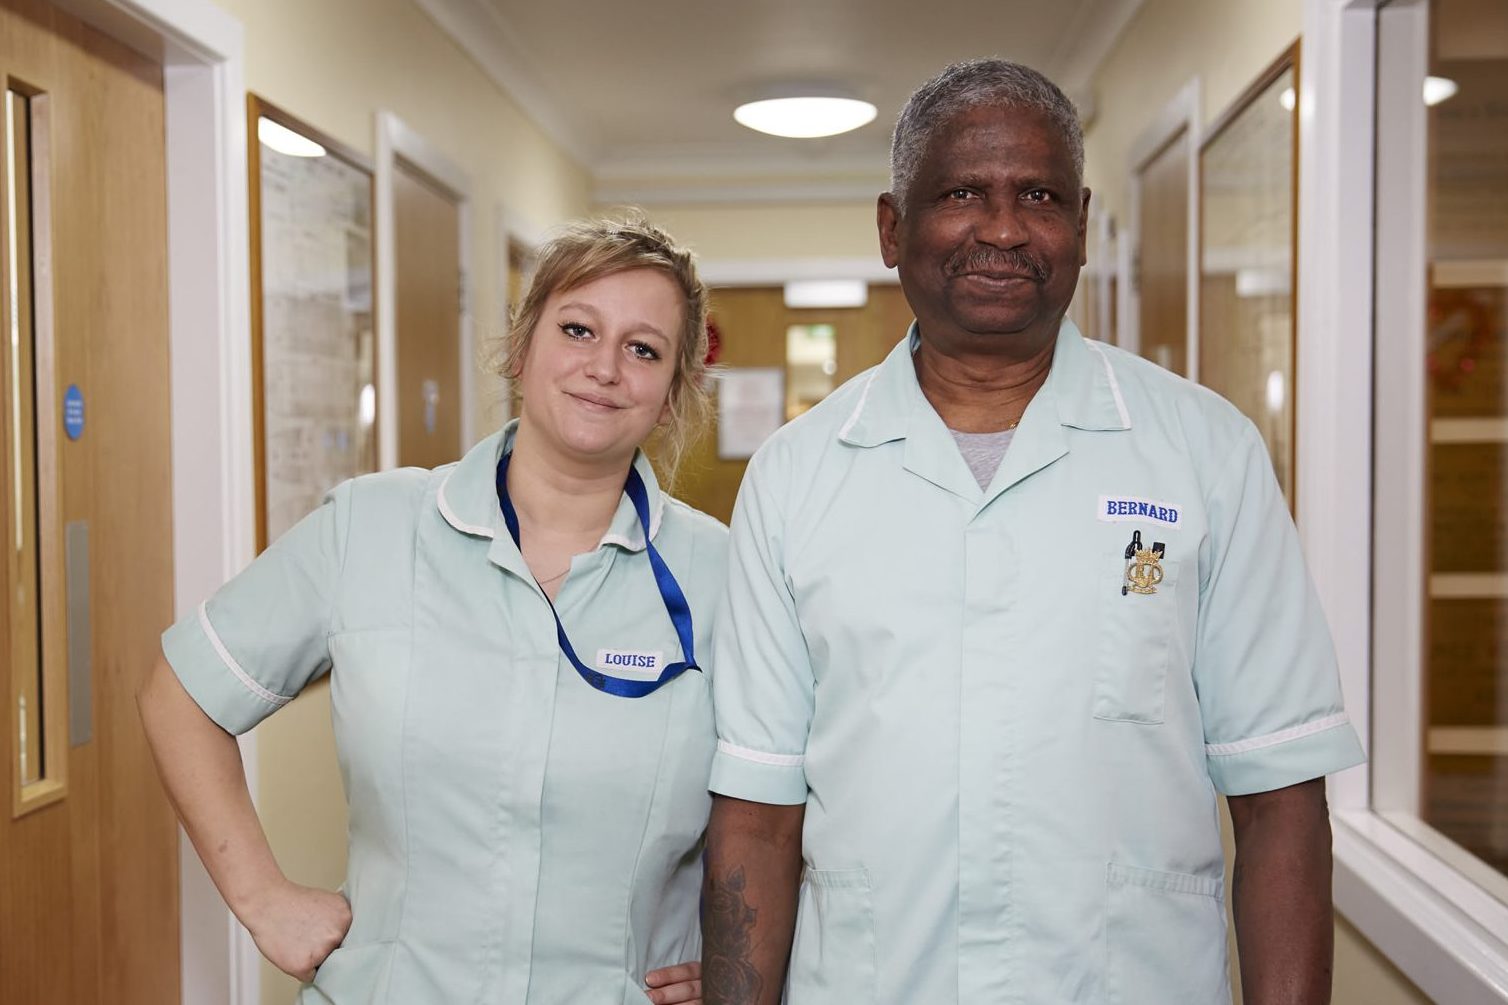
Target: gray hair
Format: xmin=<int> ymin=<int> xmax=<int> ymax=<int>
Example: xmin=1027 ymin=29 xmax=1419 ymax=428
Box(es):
xmin=888 ymin=58 xmax=1084 ymax=215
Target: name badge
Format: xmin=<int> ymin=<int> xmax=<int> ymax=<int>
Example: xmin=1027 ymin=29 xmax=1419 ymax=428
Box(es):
xmin=1097 ymin=494 xmax=1182 ymax=527
xmin=596 ymin=649 xmax=663 ymax=681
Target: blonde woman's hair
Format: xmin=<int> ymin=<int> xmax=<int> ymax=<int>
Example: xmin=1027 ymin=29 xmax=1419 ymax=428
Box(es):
xmin=494 ymin=215 xmax=711 ymax=487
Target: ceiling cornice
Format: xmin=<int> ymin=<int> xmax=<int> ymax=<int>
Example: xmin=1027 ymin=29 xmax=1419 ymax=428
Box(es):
xmin=411 ymin=0 xmax=600 ymax=166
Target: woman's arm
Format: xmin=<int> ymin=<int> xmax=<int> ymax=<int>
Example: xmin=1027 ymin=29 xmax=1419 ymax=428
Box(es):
xmin=138 ymin=654 xmax=350 ymax=981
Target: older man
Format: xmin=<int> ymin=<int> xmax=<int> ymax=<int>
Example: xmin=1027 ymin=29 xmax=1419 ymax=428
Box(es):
xmin=702 ymin=58 xmax=1365 ymax=1005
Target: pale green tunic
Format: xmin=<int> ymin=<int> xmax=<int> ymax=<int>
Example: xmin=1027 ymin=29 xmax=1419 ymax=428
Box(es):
xmin=164 ymin=424 xmax=727 ymax=1004
xmin=710 ymin=321 xmax=1366 ymax=1004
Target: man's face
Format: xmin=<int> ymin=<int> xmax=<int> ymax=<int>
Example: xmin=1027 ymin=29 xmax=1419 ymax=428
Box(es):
xmin=878 ymin=103 xmax=1089 ymax=352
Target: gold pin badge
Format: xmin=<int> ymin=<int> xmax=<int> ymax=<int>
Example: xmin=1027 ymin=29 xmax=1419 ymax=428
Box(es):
xmin=1125 ymin=547 xmax=1164 ymax=595
xmin=1121 ymin=531 xmax=1167 ymax=596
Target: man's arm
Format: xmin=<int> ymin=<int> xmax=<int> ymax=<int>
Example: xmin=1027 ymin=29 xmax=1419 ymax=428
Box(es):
xmin=1227 ymin=777 xmax=1334 ymax=1005
xmin=702 ymin=795 xmax=805 ymax=1005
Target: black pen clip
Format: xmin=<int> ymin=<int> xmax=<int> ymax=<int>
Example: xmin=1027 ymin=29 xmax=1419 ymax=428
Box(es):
xmin=1121 ymin=530 xmax=1142 ymax=595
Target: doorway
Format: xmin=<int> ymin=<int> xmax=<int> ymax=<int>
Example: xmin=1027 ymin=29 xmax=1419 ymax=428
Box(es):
xmin=0 ymin=0 xmax=178 ymax=1001
xmin=378 ymin=112 xmax=473 ymax=471
xmin=1123 ymin=80 xmax=1201 ymax=378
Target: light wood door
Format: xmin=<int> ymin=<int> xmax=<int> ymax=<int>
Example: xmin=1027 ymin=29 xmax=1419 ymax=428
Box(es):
xmin=0 ymin=1 xmax=178 ymax=1002
xmin=677 ymin=285 xmax=912 ymax=523
xmin=1136 ymin=130 xmax=1190 ymax=375
xmin=394 ymin=159 xmax=462 ymax=468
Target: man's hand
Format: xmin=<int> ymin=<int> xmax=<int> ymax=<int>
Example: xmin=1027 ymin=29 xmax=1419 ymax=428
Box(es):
xmin=645 ymin=961 xmax=702 ymax=1003
xmin=242 ymin=879 xmax=353 ymax=983
xmin=1228 ymin=777 xmax=1334 ymax=1005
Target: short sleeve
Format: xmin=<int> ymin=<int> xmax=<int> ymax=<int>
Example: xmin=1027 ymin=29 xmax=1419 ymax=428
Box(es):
xmin=1194 ymin=424 xmax=1366 ymax=795
xmin=161 ymin=482 xmax=352 ymax=735
xmin=708 ymin=447 xmax=814 ymax=805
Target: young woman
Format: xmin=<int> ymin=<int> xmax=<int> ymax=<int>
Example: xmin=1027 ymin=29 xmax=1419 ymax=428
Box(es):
xmin=139 ymin=218 xmax=725 ymax=1004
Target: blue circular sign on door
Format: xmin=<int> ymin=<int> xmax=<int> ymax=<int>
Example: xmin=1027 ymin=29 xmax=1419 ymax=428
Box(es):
xmin=63 ymin=384 xmax=84 ymax=440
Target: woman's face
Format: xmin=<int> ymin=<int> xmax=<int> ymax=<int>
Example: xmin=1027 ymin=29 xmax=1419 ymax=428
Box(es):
xmin=517 ymin=268 xmax=684 ymax=470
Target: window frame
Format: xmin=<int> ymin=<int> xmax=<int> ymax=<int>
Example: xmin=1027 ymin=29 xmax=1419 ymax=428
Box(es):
xmin=1301 ymin=1 xmax=1508 ymax=999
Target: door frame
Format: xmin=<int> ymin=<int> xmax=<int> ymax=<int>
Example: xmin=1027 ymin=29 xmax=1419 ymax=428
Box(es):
xmin=50 ymin=0 xmax=259 ymax=1001
xmin=1121 ymin=77 xmax=1202 ymax=377
xmin=376 ymin=111 xmax=475 ymax=468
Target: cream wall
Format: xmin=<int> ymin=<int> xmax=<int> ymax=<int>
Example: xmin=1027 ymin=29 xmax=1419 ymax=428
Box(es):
xmin=625 ymin=201 xmax=884 ymax=264
xmin=203 ymin=1 xmax=591 ymax=1001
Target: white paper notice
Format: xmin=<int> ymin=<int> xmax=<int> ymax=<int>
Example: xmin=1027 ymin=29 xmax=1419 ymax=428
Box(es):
xmin=717 ymin=368 xmax=785 ymax=460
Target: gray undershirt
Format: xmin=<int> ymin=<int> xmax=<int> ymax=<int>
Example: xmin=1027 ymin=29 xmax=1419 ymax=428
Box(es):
xmin=949 ymin=427 xmax=1016 ymax=490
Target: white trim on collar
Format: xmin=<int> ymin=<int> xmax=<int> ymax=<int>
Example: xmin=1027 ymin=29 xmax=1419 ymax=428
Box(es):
xmin=1082 ymin=338 xmax=1132 ymax=428
xmin=436 ymin=467 xmax=495 ymax=538
xmin=600 ymin=489 xmax=665 ymax=550
xmin=437 ymin=451 xmax=665 ymax=548
xmin=838 ymin=368 xmax=882 ymax=442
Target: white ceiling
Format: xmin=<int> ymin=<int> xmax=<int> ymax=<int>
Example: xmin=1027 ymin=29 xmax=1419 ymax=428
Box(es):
xmin=415 ymin=0 xmax=1143 ymax=202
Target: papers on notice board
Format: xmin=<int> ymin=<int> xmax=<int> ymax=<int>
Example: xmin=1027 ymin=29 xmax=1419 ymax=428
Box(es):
xmin=717 ymin=367 xmax=785 ymax=460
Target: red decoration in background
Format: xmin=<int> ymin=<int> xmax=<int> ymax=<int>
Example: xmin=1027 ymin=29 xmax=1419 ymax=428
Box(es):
xmin=704 ymin=319 xmax=722 ymax=367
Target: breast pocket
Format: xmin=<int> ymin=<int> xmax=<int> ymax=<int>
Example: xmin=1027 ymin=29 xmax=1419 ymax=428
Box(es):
xmin=1093 ymin=557 xmax=1183 ymax=724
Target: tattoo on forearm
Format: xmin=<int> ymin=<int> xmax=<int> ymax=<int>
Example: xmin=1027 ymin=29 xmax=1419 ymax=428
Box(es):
xmin=704 ymin=866 xmax=763 ymax=1005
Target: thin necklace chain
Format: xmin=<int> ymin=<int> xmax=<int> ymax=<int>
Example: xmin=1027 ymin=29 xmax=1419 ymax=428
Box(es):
xmin=535 ymin=566 xmax=569 ymax=586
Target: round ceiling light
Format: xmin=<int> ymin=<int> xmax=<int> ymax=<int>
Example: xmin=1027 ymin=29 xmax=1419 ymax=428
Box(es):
xmin=734 ymin=96 xmax=878 ymax=139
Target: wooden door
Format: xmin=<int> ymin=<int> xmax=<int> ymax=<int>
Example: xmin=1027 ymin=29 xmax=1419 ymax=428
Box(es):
xmin=0 ymin=0 xmax=178 ymax=1002
xmin=1136 ymin=130 xmax=1191 ymax=375
xmin=394 ymin=159 xmax=462 ymax=468
xmin=677 ymin=285 xmax=912 ymax=523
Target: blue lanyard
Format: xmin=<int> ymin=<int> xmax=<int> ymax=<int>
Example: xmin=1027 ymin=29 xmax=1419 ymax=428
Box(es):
xmin=495 ymin=451 xmax=699 ymax=698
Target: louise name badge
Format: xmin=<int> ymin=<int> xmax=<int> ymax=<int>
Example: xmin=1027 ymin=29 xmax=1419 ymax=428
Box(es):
xmin=596 ymin=649 xmax=664 ymax=682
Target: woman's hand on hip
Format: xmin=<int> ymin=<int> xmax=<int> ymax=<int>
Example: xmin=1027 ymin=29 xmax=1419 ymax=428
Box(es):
xmin=645 ymin=960 xmax=702 ymax=1004
xmin=243 ymin=879 xmax=352 ymax=983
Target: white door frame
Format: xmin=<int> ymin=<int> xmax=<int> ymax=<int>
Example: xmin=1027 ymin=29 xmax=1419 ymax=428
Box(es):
xmin=1121 ymin=78 xmax=1201 ymax=376
xmin=376 ymin=111 xmax=475 ymax=467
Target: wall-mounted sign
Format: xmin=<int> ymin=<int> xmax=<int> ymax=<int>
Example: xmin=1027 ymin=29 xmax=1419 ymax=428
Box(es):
xmin=63 ymin=384 xmax=84 ymax=440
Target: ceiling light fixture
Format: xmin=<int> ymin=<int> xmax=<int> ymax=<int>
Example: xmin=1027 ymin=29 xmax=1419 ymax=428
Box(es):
xmin=258 ymin=117 xmax=326 ymax=158
xmin=784 ymin=279 xmax=868 ymax=309
xmin=1423 ymin=75 xmax=1458 ymax=107
xmin=734 ymin=89 xmax=877 ymax=139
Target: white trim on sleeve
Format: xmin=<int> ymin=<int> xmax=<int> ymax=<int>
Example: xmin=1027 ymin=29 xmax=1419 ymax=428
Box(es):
xmin=197 ymin=602 xmax=292 ymax=708
xmin=717 ymin=738 xmax=805 ymax=767
xmin=1205 ymin=712 xmax=1351 ymax=757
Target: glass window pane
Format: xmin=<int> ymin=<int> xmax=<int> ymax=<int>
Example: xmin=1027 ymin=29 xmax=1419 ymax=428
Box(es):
xmin=5 ymin=87 xmax=43 ymax=791
xmin=785 ymin=323 xmax=837 ymax=420
xmin=1413 ymin=0 xmax=1508 ymax=884
xmin=1199 ymin=64 xmax=1296 ymax=501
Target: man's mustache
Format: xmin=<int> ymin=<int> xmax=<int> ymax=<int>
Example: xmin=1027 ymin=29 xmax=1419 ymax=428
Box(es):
xmin=945 ymin=248 xmax=1049 ymax=282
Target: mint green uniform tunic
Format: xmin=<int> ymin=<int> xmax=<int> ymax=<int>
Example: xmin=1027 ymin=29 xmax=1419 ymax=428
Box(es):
xmin=709 ymin=321 xmax=1366 ymax=1004
xmin=163 ymin=425 xmax=727 ymax=1004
